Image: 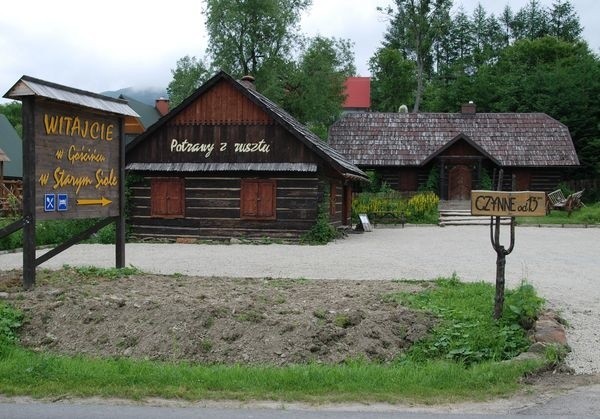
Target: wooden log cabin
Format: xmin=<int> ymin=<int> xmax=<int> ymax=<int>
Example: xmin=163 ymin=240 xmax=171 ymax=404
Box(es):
xmin=329 ymin=103 xmax=580 ymax=199
xmin=125 ymin=71 xmax=367 ymax=241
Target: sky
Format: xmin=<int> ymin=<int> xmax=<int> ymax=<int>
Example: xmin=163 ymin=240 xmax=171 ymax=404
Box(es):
xmin=0 ymin=0 xmax=598 ymax=104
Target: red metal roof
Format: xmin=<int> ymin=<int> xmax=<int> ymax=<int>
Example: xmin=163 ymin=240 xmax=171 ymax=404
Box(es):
xmin=343 ymin=77 xmax=370 ymax=109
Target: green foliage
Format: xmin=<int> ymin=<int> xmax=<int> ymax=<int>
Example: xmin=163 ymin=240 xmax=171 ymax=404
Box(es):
xmin=0 ymin=344 xmax=541 ymax=403
xmin=544 ymin=343 xmax=569 ymax=367
xmin=204 ymin=0 xmax=311 ymax=76
xmin=504 ymin=282 xmax=545 ymax=329
xmin=518 ymin=202 xmax=600 ymax=225
xmin=363 ymin=170 xmax=392 ymax=193
xmin=300 ymin=203 xmax=339 ymax=245
xmin=1 ymin=219 xmax=84 ymax=251
xmin=379 ymin=0 xmax=453 ymax=111
xmin=419 ymin=166 xmax=439 ymax=193
xmin=556 ymin=181 xmax=574 ymax=198
xmin=167 ymin=55 xmax=210 ymax=107
xmin=479 ymin=169 xmax=493 ymax=190
xmin=407 ymin=192 xmax=440 ymax=223
xmin=352 ymin=191 xmax=439 ymax=224
xmin=369 ymin=47 xmax=415 ymax=112
xmin=0 ymin=303 xmax=22 ymax=345
xmin=389 ymin=276 xmax=543 ymax=365
xmin=282 ymin=36 xmax=355 ymax=140
xmin=170 ymin=0 xmax=351 ymax=139
xmin=334 ymin=314 xmax=351 ymax=328
xmin=0 ymin=101 xmax=23 ymax=137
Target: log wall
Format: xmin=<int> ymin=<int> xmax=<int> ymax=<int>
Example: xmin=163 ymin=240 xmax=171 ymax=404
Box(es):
xmin=128 ymin=173 xmax=323 ymax=240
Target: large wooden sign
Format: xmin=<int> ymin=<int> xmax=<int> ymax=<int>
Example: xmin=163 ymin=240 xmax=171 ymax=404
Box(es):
xmin=35 ymin=101 xmax=120 ymax=220
xmin=471 ymin=190 xmax=546 ymax=217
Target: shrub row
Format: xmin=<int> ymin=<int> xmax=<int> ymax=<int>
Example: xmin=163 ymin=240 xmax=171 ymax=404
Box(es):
xmin=352 ymin=191 xmax=440 ymax=224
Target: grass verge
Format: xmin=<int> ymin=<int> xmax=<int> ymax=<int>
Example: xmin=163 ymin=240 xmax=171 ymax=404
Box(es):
xmin=0 ymin=345 xmax=542 ymax=404
xmin=517 ymin=202 xmax=600 ymax=225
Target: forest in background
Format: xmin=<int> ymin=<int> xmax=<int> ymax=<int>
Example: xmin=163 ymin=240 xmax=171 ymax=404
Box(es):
xmin=1 ymin=0 xmax=598 ymax=179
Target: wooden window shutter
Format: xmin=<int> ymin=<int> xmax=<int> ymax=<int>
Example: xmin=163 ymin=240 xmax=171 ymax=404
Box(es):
xmin=151 ymin=178 xmax=185 ymax=218
xmin=240 ymin=179 xmax=259 ymax=218
xmin=241 ymin=179 xmax=276 ymax=220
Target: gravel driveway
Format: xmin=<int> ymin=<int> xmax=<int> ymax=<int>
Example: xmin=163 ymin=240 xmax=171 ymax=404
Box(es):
xmin=1 ymin=225 xmax=598 ymax=373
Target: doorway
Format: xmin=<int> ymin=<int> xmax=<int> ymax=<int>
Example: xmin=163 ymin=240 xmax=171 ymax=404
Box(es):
xmin=448 ymin=165 xmax=472 ymax=200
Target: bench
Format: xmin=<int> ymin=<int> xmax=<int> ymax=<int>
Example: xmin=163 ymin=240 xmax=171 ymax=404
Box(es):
xmin=547 ymin=189 xmax=585 ymax=214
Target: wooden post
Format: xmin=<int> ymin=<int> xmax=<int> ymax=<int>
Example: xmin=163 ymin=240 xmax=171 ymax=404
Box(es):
xmin=489 ymin=169 xmax=516 ymax=320
xmin=22 ymin=97 xmax=36 ymax=289
xmin=116 ymin=118 xmax=126 ymax=268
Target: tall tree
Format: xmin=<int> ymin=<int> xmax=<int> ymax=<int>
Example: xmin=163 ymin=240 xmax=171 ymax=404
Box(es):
xmin=380 ymin=0 xmax=452 ymax=112
xmin=283 ymin=36 xmax=355 ymax=139
xmin=204 ymin=0 xmax=311 ymax=77
xmin=369 ymin=47 xmax=416 ymax=112
xmin=0 ymin=102 xmax=22 ymax=137
xmin=473 ymin=37 xmax=600 ymax=177
xmin=498 ymin=5 xmax=514 ymax=46
xmin=512 ymin=0 xmax=549 ymax=40
xmin=548 ymin=0 xmax=582 ymax=42
xmin=166 ymin=55 xmax=210 ymax=107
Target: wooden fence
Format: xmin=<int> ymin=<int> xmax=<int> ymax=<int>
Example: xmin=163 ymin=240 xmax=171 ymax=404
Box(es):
xmin=0 ymin=180 xmax=23 ymax=216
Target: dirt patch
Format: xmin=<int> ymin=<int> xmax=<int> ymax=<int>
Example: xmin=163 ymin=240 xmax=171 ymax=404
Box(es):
xmin=1 ymin=269 xmax=436 ymax=365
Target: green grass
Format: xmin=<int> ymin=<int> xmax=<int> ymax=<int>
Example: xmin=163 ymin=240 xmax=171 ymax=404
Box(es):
xmin=517 ymin=202 xmax=600 ymax=225
xmin=0 ymin=275 xmax=548 ymax=403
xmin=385 ymin=276 xmax=544 ymax=365
xmin=0 ymin=345 xmax=541 ymax=403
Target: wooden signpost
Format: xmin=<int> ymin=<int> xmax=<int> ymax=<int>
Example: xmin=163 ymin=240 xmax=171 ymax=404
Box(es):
xmin=471 ymin=170 xmax=547 ymax=319
xmin=1 ymin=76 xmax=138 ymax=289
xmin=471 ymin=190 xmax=546 ymax=217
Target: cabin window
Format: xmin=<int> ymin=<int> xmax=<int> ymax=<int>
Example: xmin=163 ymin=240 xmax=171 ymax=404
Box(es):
xmin=151 ymin=178 xmax=185 ymax=218
xmin=240 ymin=179 xmax=276 ymax=220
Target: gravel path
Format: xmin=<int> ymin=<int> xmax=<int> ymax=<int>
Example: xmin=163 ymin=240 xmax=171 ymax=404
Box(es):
xmin=1 ymin=225 xmax=598 ymax=373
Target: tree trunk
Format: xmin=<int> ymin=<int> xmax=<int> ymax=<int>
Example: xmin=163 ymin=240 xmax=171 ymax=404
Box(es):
xmin=413 ymin=56 xmax=424 ymax=112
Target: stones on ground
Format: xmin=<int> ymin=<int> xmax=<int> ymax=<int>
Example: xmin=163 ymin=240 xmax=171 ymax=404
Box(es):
xmin=534 ymin=317 xmax=568 ymax=346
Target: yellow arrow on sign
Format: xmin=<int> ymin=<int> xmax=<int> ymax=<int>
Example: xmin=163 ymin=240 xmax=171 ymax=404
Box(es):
xmin=76 ymin=197 xmax=113 ymax=207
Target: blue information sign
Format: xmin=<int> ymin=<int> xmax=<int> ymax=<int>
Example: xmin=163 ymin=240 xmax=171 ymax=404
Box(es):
xmin=44 ymin=194 xmax=55 ymax=212
xmin=57 ymin=194 xmax=68 ymax=211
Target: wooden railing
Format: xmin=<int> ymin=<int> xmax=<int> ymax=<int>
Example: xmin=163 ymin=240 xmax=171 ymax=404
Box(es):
xmin=0 ymin=180 xmax=23 ymax=216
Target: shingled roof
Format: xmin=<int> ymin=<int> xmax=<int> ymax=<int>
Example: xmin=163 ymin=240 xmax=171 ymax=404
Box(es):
xmin=329 ymin=112 xmax=579 ymax=167
xmin=128 ymin=71 xmax=367 ymax=180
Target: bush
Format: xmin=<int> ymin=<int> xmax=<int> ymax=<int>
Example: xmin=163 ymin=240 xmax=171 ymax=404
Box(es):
xmin=0 ymin=218 xmax=117 ymax=251
xmin=393 ymin=277 xmax=541 ymax=365
xmin=505 ymin=282 xmax=545 ymax=329
xmin=407 ymin=192 xmax=440 ymax=223
xmin=352 ymin=191 xmax=439 ymax=224
xmin=0 ymin=303 xmax=23 ymax=345
xmin=419 ymin=166 xmax=439 ymax=193
xmin=301 ymin=204 xmax=339 ymax=245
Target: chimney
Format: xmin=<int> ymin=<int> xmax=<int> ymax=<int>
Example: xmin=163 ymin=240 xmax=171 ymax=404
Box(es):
xmin=155 ymin=97 xmax=170 ymax=116
xmin=461 ymin=101 xmax=476 ymax=114
xmin=239 ymin=75 xmax=256 ymax=90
